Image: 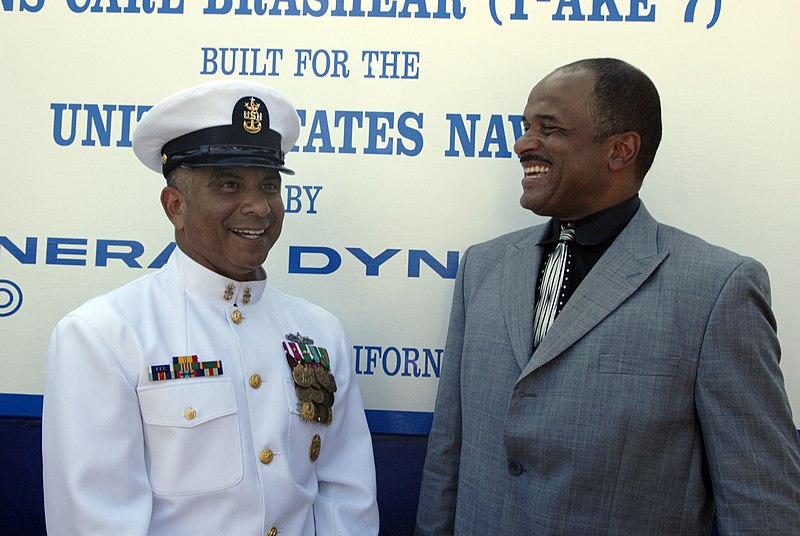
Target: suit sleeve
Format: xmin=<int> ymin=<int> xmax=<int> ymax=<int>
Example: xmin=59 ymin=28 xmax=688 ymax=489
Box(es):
xmin=312 ymin=318 xmax=380 ymax=535
xmin=42 ymin=314 xmax=153 ymax=536
xmin=695 ymin=258 xmax=800 ymax=535
xmin=414 ymin=248 xmax=470 ymax=536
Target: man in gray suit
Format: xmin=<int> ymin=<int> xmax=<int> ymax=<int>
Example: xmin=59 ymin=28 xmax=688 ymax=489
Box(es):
xmin=415 ymin=58 xmax=800 ymax=535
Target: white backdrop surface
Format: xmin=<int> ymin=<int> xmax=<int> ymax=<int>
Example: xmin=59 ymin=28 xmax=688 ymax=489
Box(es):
xmin=2 ymin=0 xmax=799 ymax=431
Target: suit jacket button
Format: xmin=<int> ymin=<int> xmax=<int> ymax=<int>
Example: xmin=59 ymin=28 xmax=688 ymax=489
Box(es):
xmin=508 ymin=460 xmax=523 ymax=476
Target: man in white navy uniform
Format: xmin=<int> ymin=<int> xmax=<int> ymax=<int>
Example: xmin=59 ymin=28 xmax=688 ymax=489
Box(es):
xmin=42 ymin=80 xmax=379 ymax=535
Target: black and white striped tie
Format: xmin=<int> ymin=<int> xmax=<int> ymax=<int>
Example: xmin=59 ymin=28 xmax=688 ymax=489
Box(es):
xmin=533 ymin=225 xmax=575 ymax=348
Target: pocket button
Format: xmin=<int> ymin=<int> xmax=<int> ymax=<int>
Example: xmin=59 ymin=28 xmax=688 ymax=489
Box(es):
xmin=259 ymin=448 xmax=274 ymax=465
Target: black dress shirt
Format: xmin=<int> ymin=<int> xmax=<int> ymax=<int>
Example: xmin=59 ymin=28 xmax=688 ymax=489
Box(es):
xmin=536 ymin=195 xmax=641 ymax=310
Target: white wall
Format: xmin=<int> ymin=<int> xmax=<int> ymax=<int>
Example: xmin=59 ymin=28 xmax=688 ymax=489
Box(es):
xmin=2 ymin=0 xmax=799 ymax=428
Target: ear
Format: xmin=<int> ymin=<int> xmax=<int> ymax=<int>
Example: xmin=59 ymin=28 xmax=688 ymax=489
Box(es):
xmin=160 ymin=186 xmax=186 ymax=230
xmin=608 ymin=131 xmax=640 ymax=172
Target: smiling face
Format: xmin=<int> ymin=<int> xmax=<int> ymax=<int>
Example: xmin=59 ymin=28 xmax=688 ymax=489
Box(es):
xmin=514 ymin=68 xmax=632 ymax=221
xmin=161 ymin=166 xmax=284 ymax=281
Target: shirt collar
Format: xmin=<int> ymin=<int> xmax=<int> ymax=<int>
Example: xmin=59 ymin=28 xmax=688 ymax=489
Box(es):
xmin=539 ymin=195 xmax=641 ymax=247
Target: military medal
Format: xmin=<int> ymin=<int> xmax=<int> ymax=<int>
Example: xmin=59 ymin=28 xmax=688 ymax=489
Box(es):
xmin=283 ymin=332 xmax=337 ymax=425
xmin=309 ymin=434 xmax=321 ymax=462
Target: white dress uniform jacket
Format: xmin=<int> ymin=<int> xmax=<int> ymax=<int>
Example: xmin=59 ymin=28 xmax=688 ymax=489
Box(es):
xmin=42 ymin=248 xmax=379 ymax=536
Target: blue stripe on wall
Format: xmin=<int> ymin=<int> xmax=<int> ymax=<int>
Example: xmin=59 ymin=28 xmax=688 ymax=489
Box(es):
xmin=0 ymin=393 xmax=43 ymax=418
xmin=5 ymin=393 xmax=797 ymax=439
xmin=366 ymin=409 xmax=433 ymax=435
xmin=1 ymin=393 xmax=434 ymax=434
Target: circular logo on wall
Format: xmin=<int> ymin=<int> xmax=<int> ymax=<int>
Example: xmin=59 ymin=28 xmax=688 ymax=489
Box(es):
xmin=0 ymin=279 xmax=23 ymax=317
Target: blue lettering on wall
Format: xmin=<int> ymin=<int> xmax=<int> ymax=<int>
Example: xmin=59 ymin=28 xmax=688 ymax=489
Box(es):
xmin=361 ymin=50 xmax=420 ymax=79
xmin=202 ymin=0 xmax=466 ymax=19
xmin=50 ymin=103 xmax=424 ymax=156
xmin=288 ymin=246 xmax=460 ymax=278
xmin=0 ymin=237 xmax=37 ymax=264
xmin=347 ymin=248 xmax=402 ymax=276
xmin=294 ymin=109 xmax=424 ymax=156
xmin=684 ymin=0 xmax=721 ymax=29
xmin=287 ymin=246 xmax=342 ymax=275
xmin=284 ymin=185 xmax=323 ymax=214
xmin=550 ymin=0 xmax=654 ymax=22
xmin=3 ymin=237 xmax=459 ymax=280
xmin=354 ymin=344 xmax=442 ymax=377
xmin=408 ymin=249 xmax=458 ymax=279
xmin=0 ymin=0 xmax=44 ymax=12
xmin=199 ymin=47 xmax=421 ymax=80
xmin=51 ymin=103 xmax=152 ymax=148
xmin=490 ymin=0 xmax=658 ymax=27
xmin=64 ymin=0 xmax=184 ymax=13
xmin=201 ymin=47 xmax=284 ymax=76
xmin=444 ymin=113 xmax=523 ymax=158
xmin=46 ymin=238 xmax=88 ymax=266
xmin=1 ymin=236 xmax=175 ymax=269
xmin=95 ymin=239 xmax=146 ymax=268
xmin=294 ymin=49 xmax=350 ymax=78
xmin=4 ymin=0 xmax=718 ymax=28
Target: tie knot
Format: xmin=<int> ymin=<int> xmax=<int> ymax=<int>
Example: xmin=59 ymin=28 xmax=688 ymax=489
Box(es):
xmin=559 ymin=227 xmax=575 ymax=243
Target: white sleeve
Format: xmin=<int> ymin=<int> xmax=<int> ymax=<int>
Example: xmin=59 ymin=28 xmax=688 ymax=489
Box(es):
xmin=42 ymin=314 xmax=153 ymax=536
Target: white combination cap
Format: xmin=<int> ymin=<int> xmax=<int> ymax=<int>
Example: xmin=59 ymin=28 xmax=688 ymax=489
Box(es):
xmin=132 ymin=79 xmax=301 ymax=177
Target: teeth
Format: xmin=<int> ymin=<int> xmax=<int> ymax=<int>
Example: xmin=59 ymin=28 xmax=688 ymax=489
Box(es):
xmin=232 ymin=228 xmax=265 ymax=239
xmin=524 ymin=165 xmax=551 ymax=177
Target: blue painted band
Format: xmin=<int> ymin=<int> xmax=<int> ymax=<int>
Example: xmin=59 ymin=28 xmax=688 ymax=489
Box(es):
xmin=0 ymin=393 xmax=43 ymax=418
xmin=365 ymin=409 xmax=433 ymax=435
xmin=4 ymin=394 xmax=795 ymax=439
xmin=0 ymin=393 xmax=434 ymax=434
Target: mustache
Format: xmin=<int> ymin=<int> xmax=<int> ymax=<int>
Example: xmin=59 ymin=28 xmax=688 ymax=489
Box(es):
xmin=518 ymin=153 xmax=553 ymax=166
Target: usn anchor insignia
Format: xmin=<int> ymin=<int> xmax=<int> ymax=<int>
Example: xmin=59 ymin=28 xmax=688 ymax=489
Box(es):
xmin=242 ymin=96 xmax=263 ymax=134
xmin=283 ymin=333 xmax=337 ymax=425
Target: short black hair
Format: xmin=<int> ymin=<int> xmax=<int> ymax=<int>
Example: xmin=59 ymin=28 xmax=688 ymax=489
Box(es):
xmin=559 ymin=58 xmax=662 ymax=181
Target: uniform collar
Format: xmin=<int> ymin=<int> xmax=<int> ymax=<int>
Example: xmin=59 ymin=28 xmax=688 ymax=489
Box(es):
xmin=166 ymin=247 xmax=267 ymax=305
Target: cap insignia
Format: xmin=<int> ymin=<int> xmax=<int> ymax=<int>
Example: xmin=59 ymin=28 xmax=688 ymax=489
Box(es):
xmin=243 ymin=96 xmax=262 ymax=134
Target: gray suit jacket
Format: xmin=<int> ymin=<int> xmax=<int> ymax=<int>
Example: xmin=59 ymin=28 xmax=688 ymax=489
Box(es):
xmin=415 ymin=203 xmax=800 ymax=535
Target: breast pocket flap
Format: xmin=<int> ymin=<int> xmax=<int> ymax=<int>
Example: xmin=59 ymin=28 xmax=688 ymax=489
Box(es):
xmin=138 ymin=380 xmax=237 ymax=428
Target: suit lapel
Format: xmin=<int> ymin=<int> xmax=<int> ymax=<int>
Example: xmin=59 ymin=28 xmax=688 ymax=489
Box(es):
xmin=520 ymin=205 xmax=668 ymax=378
xmin=502 ymin=225 xmax=549 ymax=372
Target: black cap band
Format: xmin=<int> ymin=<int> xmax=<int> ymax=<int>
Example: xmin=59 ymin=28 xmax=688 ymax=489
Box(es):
xmin=159 ymin=95 xmax=294 ymax=177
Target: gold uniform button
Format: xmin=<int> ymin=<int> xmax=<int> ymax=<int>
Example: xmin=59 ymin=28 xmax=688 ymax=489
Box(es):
xmin=309 ymin=434 xmax=321 ymax=463
xmin=267 ymin=528 xmax=278 ymax=536
xmin=231 ymin=309 xmax=243 ymax=324
xmin=249 ymin=374 xmax=262 ymax=389
xmin=259 ymin=448 xmax=274 ymax=465
xmin=184 ymin=407 xmax=197 ymax=421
